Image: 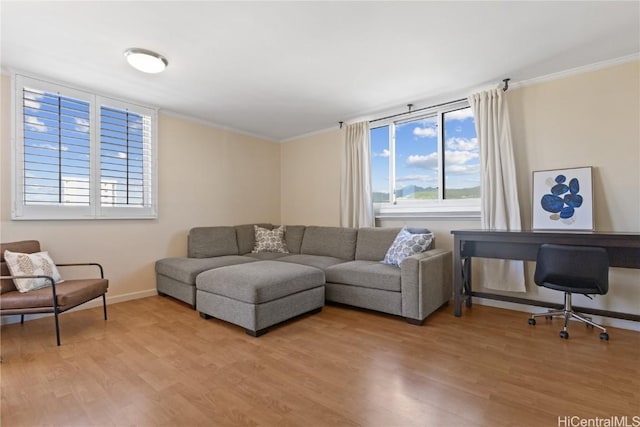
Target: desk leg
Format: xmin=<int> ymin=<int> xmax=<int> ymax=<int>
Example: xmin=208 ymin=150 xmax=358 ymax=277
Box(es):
xmin=453 ymin=241 xmax=464 ymax=316
xmin=463 ymin=257 xmax=472 ymax=308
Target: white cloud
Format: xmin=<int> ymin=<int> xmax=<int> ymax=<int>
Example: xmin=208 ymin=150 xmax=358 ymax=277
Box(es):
xmin=74 ymin=117 xmax=90 ymax=132
xmin=413 ymin=126 xmax=437 ymax=138
xmin=446 ymin=137 xmax=478 ymax=152
xmin=118 ymin=152 xmax=127 ymax=159
xmin=406 ymin=153 xmax=438 ymax=169
xmin=25 ymin=116 xmax=47 ymax=132
xmin=444 ymin=108 xmax=474 ymax=122
xmin=444 ymin=150 xmax=478 ymax=165
xmin=374 ymin=148 xmax=390 ymax=158
xmin=445 ymin=164 xmax=480 ymax=174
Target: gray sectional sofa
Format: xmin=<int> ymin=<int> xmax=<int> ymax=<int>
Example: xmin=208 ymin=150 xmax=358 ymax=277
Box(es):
xmin=156 ymin=224 xmax=452 ymax=335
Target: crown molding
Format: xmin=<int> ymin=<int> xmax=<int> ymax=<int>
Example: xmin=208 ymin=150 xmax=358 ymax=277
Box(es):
xmin=159 ymin=110 xmax=278 ymax=143
xmin=511 ymin=53 xmax=639 ymax=90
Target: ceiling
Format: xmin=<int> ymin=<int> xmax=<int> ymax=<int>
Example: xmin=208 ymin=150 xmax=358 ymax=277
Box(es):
xmin=2 ymin=1 xmax=639 ymax=141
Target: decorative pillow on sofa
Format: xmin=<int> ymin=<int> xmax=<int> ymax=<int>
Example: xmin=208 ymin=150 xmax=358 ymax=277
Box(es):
xmin=382 ymin=227 xmax=433 ymax=267
xmin=252 ymin=225 xmax=289 ymax=253
xmin=3 ymin=250 xmax=64 ymax=293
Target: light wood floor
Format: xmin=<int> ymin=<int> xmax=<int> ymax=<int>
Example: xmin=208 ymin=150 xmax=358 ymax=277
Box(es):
xmin=1 ymin=296 xmax=639 ymax=427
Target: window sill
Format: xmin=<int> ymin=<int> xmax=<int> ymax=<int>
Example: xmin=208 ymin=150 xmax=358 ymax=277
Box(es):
xmin=375 ymin=205 xmax=481 ymax=220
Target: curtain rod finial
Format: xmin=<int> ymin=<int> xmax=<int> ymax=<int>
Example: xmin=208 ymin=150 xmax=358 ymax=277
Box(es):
xmin=339 ymin=121 xmax=344 ymax=129
xmin=502 ymin=78 xmax=511 ymax=92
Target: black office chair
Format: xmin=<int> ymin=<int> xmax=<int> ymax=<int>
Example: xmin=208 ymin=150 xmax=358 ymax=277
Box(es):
xmin=528 ymin=244 xmax=610 ymax=340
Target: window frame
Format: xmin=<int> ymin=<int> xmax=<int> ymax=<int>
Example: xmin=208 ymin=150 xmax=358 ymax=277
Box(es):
xmin=11 ymin=74 xmax=158 ymax=220
xmin=370 ymin=99 xmax=480 ymax=219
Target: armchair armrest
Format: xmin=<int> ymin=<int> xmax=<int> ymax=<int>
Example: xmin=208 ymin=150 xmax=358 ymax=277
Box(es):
xmin=56 ymin=263 xmax=105 ymax=279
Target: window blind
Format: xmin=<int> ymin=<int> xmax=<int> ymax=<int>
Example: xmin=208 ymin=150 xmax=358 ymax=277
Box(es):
xmin=100 ymin=106 xmax=151 ymax=207
xmin=13 ymin=74 xmax=158 ymax=220
xmin=22 ymin=87 xmax=91 ymax=206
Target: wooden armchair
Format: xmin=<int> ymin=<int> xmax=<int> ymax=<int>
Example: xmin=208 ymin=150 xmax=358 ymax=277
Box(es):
xmin=1 ymin=240 xmax=109 ymax=346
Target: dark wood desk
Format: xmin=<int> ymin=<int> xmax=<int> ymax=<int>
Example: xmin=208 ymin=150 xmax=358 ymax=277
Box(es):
xmin=451 ymin=230 xmax=640 ymax=321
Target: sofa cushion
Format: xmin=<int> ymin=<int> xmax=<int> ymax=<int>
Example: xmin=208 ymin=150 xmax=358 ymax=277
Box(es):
xmin=189 ymin=227 xmax=239 ymax=258
xmin=243 ymin=252 xmax=289 ymax=261
xmin=196 ymin=261 xmax=325 ymax=304
xmin=277 ymin=254 xmax=347 ymax=271
xmin=235 ymin=223 xmax=273 ymax=255
xmin=156 ymin=256 xmax=256 ymax=284
xmin=355 ymin=227 xmax=402 ymax=261
xmin=300 ymin=226 xmax=357 ymax=260
xmin=252 ymin=225 xmax=289 ymax=253
xmin=383 ymin=228 xmax=434 ymax=266
xmin=325 ymin=260 xmax=401 ymax=292
xmin=284 ymin=225 xmax=306 ymax=254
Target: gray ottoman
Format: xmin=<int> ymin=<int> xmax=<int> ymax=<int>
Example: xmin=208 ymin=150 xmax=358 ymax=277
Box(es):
xmin=196 ymin=261 xmax=325 ymax=336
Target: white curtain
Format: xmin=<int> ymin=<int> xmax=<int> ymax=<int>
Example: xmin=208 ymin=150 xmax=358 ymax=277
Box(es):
xmin=469 ymin=89 xmax=526 ymax=292
xmin=340 ymin=121 xmax=374 ymax=228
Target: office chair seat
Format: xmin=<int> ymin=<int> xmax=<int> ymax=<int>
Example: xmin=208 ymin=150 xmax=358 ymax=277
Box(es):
xmin=529 ymin=244 xmax=610 ymax=340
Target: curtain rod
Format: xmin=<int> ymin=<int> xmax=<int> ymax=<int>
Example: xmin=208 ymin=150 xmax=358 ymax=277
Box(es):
xmin=369 ymin=97 xmax=467 ymax=124
xmin=339 ymin=78 xmax=510 ymax=128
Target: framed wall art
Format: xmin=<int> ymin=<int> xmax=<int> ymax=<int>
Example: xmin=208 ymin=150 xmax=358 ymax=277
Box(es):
xmin=532 ymin=166 xmax=593 ymax=230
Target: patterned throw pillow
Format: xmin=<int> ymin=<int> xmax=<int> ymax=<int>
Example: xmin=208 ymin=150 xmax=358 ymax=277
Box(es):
xmin=3 ymin=250 xmax=64 ymax=293
xmin=252 ymin=225 xmax=289 ymax=253
xmin=382 ymin=227 xmax=433 ymax=266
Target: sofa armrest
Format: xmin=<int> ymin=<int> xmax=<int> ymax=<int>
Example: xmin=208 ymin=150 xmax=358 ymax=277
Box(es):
xmin=400 ymin=248 xmax=452 ymax=322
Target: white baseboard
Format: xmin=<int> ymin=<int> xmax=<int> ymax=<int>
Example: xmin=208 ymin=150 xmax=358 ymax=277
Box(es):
xmin=473 ymin=298 xmax=640 ymax=332
xmin=0 ymin=288 xmax=158 ymax=325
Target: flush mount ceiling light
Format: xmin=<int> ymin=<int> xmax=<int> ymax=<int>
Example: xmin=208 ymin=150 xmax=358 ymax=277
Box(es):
xmin=124 ymin=48 xmax=168 ymax=74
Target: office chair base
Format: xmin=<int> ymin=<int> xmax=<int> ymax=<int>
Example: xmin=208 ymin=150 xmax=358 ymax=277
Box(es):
xmin=528 ymin=293 xmax=609 ymax=340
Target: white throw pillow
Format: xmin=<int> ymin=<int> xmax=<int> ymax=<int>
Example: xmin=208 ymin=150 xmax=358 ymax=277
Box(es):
xmin=3 ymin=250 xmax=64 ymax=293
xmin=382 ymin=227 xmax=433 ymax=266
xmin=252 ymin=225 xmax=289 ymax=253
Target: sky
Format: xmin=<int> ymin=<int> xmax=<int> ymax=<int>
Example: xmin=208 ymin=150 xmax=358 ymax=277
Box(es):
xmin=370 ymin=106 xmax=479 ymax=199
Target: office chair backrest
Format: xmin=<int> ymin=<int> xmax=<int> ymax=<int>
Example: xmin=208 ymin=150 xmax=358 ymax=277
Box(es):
xmin=534 ymin=244 xmax=609 ymax=295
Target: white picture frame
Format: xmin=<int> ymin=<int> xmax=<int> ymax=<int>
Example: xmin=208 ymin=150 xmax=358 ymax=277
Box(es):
xmin=532 ymin=166 xmax=593 ymax=230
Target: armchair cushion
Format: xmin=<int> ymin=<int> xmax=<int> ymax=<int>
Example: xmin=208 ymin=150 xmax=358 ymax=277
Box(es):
xmin=3 ymin=250 xmax=64 ymax=293
xmin=1 ymin=240 xmax=41 ymax=294
xmin=0 ymin=278 xmax=108 ymax=311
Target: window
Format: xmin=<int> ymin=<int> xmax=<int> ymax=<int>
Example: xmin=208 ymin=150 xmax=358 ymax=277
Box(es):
xmin=13 ymin=75 xmax=157 ymax=219
xmin=370 ymin=100 xmax=479 ymax=217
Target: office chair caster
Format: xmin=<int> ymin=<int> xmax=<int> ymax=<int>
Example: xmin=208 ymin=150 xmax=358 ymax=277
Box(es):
xmin=559 ymin=330 xmax=569 ymax=339
xmin=600 ymin=332 xmax=609 ymax=341
xmin=528 ymin=318 xmax=536 ymax=326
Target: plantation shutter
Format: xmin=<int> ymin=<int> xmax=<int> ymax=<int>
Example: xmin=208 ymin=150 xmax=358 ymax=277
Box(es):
xmin=22 ymin=87 xmax=92 ymax=206
xmin=13 ymin=75 xmax=157 ymax=220
xmin=97 ymin=98 xmax=156 ymax=218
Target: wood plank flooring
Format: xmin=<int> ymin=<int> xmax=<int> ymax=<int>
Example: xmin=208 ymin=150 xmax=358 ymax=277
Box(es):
xmin=1 ymin=296 xmax=639 ymax=426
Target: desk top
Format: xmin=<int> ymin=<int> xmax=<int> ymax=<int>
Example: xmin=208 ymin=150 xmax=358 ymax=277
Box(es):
xmin=451 ymin=229 xmax=640 ymax=247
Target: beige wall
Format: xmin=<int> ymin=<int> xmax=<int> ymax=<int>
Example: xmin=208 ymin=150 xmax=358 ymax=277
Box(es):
xmin=510 ymin=60 xmax=640 ymax=232
xmin=0 ymin=74 xmax=281 ymax=307
xmin=281 ymin=61 xmax=640 ymax=328
xmin=280 ymin=129 xmax=342 ymax=226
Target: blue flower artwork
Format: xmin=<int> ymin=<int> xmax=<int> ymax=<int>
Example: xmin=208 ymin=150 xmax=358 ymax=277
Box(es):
xmin=533 ymin=167 xmax=593 ymax=230
xmin=540 ymin=174 xmax=584 ymax=223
